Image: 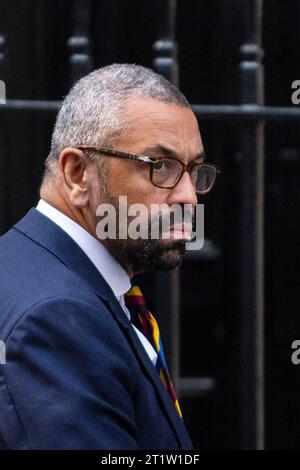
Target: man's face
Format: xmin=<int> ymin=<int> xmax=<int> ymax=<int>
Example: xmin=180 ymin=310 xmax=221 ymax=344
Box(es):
xmin=93 ymin=95 xmax=204 ymax=276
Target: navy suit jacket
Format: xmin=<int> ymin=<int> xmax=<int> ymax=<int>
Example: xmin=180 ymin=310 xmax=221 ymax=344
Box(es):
xmin=0 ymin=208 xmax=193 ymax=450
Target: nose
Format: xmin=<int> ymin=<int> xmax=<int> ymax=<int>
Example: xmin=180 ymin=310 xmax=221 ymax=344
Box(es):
xmin=168 ymin=171 xmax=198 ymax=207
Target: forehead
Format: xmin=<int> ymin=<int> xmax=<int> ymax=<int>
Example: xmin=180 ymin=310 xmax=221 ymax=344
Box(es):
xmin=120 ymin=95 xmax=202 ymax=155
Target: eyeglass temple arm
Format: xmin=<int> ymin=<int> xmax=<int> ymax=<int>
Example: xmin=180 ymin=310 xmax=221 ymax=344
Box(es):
xmin=78 ymin=146 xmax=156 ymax=164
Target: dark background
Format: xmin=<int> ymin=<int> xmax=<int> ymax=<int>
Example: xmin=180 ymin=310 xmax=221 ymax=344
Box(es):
xmin=0 ymin=0 xmax=299 ymax=449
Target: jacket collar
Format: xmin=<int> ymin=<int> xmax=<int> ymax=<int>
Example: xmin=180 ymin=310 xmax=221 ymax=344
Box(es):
xmin=36 ymin=199 xmax=132 ymax=303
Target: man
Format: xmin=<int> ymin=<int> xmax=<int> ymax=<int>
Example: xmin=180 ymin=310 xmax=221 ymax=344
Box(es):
xmin=0 ymin=64 xmax=218 ymax=449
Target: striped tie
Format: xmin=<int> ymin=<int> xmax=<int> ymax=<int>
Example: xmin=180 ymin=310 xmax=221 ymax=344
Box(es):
xmin=124 ymin=285 xmax=182 ymax=418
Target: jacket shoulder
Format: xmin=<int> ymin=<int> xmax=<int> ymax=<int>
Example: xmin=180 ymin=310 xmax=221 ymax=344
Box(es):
xmin=0 ymin=295 xmax=139 ymax=449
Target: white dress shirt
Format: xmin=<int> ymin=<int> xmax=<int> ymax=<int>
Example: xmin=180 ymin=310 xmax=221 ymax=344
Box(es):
xmin=36 ymin=199 xmax=157 ymax=366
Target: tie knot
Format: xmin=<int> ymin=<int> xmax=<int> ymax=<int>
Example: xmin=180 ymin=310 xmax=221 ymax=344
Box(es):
xmin=124 ymin=285 xmax=148 ymax=319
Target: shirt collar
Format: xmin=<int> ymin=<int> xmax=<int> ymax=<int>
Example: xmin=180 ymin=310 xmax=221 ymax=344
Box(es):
xmin=36 ymin=199 xmax=131 ymax=301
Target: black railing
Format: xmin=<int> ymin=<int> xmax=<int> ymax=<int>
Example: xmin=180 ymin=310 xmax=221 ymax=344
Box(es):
xmin=2 ymin=100 xmax=300 ymax=120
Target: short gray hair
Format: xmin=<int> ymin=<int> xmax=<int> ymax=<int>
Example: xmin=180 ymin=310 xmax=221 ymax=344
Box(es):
xmin=43 ymin=63 xmax=190 ymax=181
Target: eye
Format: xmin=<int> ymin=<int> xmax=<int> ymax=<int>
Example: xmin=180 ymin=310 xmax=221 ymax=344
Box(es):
xmin=153 ymin=160 xmax=169 ymax=171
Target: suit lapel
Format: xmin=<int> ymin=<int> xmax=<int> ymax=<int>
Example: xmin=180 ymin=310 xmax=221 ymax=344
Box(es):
xmin=13 ymin=208 xmax=192 ymax=449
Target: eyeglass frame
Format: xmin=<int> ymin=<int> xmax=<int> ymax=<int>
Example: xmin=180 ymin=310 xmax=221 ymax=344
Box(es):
xmin=76 ymin=145 xmax=221 ymax=195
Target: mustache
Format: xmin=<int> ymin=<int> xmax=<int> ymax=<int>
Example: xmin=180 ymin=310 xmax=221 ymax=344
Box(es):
xmin=146 ymin=206 xmax=195 ymax=234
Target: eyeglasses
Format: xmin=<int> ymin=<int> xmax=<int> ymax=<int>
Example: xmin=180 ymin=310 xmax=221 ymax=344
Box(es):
xmin=77 ymin=145 xmax=220 ymax=195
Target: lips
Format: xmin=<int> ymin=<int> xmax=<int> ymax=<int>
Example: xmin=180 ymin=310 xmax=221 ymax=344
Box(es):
xmin=169 ymin=223 xmax=192 ymax=240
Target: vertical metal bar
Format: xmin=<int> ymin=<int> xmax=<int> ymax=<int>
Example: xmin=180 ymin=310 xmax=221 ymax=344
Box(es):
xmin=32 ymin=2 xmax=46 ymax=199
xmin=239 ymin=0 xmax=265 ymax=449
xmin=0 ymin=1 xmax=8 ymax=234
xmin=67 ymin=0 xmax=93 ymax=86
xmin=153 ymin=0 xmax=180 ymax=395
xmin=153 ymin=0 xmax=178 ymax=87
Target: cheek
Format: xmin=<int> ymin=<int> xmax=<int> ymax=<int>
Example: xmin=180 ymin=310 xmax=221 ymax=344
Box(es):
xmin=127 ymin=187 xmax=171 ymax=209
xmin=108 ymin=162 xmax=171 ymax=205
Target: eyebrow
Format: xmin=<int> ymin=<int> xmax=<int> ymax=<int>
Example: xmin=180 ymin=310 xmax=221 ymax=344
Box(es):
xmin=141 ymin=144 xmax=206 ymax=162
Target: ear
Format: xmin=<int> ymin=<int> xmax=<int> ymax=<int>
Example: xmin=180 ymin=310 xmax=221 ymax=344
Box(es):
xmin=58 ymin=147 xmax=90 ymax=207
